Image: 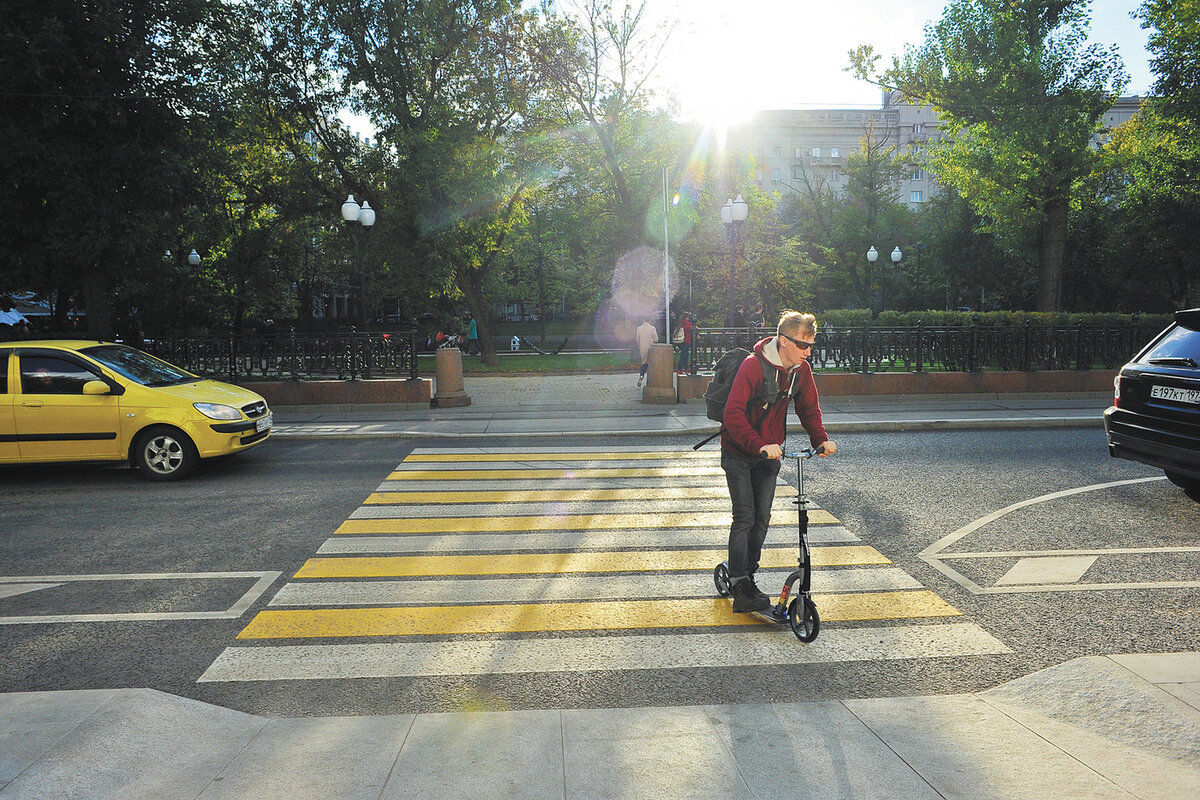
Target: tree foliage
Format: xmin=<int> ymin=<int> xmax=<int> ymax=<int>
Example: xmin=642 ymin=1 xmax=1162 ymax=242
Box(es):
xmin=850 ymin=0 xmax=1126 ymax=311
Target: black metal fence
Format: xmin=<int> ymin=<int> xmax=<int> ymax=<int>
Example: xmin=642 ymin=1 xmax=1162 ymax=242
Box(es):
xmin=144 ymin=331 xmax=420 ymax=381
xmin=692 ymin=321 xmax=1162 ymax=374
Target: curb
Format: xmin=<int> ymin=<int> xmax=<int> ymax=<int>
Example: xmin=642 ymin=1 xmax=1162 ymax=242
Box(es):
xmin=270 ymin=416 xmax=1104 ymax=441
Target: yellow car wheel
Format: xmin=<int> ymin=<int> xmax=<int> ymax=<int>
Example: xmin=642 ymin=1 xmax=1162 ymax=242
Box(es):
xmin=133 ymin=426 xmax=199 ymax=481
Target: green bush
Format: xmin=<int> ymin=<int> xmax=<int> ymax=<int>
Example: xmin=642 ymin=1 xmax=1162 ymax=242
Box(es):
xmin=820 ymin=309 xmax=1173 ymax=329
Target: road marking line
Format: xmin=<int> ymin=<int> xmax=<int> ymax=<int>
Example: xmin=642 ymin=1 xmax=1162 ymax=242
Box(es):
xmin=386 ymin=467 xmax=726 ymax=480
xmin=316 ymin=526 xmax=860 ymax=554
xmin=918 ymin=476 xmax=1192 ymax=594
xmin=0 ymin=571 xmax=280 ymax=624
xmin=235 ymin=590 xmax=959 ymax=639
xmin=403 ymin=451 xmax=717 ymax=462
xmin=335 ymin=509 xmax=840 ymax=534
xmin=201 ymin=621 xmax=1008 ymax=681
xmin=349 ymin=499 xmax=809 ymax=519
xmin=995 ymin=556 xmax=1097 ymax=586
xmin=268 ymin=568 xmax=922 ymax=606
xmin=293 ymin=546 xmax=891 ymax=578
xmin=364 ymin=486 xmax=768 ymax=504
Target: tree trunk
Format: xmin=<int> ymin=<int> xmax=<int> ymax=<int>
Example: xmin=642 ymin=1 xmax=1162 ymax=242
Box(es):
xmin=456 ymin=271 xmax=499 ymax=366
xmin=81 ymin=269 xmax=113 ymax=340
xmin=1037 ymin=195 xmax=1068 ymax=312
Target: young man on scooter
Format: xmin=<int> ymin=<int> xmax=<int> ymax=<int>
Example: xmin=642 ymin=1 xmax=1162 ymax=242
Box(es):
xmin=721 ymin=311 xmax=837 ymax=612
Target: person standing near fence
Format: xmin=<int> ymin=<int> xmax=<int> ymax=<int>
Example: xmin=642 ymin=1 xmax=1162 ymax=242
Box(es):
xmin=675 ymin=312 xmax=693 ymax=374
xmin=635 ymin=316 xmax=658 ymax=388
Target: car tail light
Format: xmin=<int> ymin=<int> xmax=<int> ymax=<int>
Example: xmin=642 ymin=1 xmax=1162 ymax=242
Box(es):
xmin=1113 ymin=375 xmax=1123 ymax=408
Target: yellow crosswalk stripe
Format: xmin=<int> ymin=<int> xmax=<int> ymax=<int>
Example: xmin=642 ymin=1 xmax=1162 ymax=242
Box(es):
xmin=336 ymin=510 xmax=840 ymax=534
xmin=294 ymin=546 xmax=889 ymax=578
xmin=235 ymin=591 xmax=960 ymax=639
xmin=404 ymin=452 xmax=715 ymax=462
xmin=385 ymin=467 xmax=725 ymax=480
xmin=364 ymin=486 xmax=782 ymax=504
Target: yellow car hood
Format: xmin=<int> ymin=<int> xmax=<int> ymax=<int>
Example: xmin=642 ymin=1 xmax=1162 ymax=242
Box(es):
xmin=147 ymin=379 xmax=267 ymax=408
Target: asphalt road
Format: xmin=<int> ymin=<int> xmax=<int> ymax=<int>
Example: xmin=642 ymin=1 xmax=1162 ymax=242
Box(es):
xmin=1 ymin=429 xmax=1196 ymax=717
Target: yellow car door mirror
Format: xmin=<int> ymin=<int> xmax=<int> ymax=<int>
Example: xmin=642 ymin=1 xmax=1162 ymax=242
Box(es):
xmin=82 ymin=380 xmax=111 ymax=395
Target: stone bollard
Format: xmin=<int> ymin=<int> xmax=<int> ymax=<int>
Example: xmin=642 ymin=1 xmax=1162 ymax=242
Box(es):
xmin=432 ymin=347 xmax=471 ymax=408
xmin=642 ymin=342 xmax=676 ymax=404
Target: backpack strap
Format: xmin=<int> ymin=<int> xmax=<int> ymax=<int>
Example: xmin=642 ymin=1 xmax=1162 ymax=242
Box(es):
xmin=753 ymin=353 xmax=799 ymax=411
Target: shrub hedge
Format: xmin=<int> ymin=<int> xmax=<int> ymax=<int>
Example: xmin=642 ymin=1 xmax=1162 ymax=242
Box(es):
xmin=815 ymin=310 xmax=1173 ymax=329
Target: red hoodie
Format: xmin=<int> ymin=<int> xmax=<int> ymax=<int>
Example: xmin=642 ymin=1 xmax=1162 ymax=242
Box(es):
xmin=720 ymin=336 xmax=829 ymax=458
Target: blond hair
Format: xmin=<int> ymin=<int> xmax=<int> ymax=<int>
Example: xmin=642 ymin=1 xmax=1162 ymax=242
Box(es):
xmin=777 ymin=311 xmax=817 ymax=337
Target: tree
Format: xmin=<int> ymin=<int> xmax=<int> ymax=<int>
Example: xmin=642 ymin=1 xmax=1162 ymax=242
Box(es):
xmin=850 ymin=0 xmax=1127 ymax=311
xmin=1141 ymin=0 xmax=1200 ymax=128
xmin=0 ymin=0 xmax=216 ymax=338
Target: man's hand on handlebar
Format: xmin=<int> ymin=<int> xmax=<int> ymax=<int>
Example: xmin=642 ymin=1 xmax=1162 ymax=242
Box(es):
xmin=759 ymin=444 xmax=783 ymax=460
xmin=819 ymin=439 xmax=837 ymax=457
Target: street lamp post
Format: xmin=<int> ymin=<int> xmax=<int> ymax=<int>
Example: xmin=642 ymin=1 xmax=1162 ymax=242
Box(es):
xmin=340 ymin=194 xmax=376 ymax=326
xmin=721 ymin=194 xmax=748 ymax=326
xmin=866 ymin=245 xmax=902 ymax=311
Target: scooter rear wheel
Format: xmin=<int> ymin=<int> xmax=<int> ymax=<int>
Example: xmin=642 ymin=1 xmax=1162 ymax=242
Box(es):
xmin=789 ymin=596 xmax=820 ymax=642
xmin=713 ymin=563 xmax=732 ymax=598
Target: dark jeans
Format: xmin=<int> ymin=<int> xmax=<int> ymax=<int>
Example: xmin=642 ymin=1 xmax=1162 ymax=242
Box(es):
xmin=676 ymin=342 xmax=691 ymax=372
xmin=721 ymin=449 xmax=780 ymax=581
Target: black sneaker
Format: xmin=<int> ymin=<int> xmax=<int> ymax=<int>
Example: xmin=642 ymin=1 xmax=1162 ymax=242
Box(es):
xmin=746 ymin=575 xmax=771 ymax=604
xmin=731 ymin=578 xmax=770 ymax=613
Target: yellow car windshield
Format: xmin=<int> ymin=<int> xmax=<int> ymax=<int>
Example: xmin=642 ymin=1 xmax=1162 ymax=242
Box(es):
xmin=82 ymin=344 xmax=199 ymax=387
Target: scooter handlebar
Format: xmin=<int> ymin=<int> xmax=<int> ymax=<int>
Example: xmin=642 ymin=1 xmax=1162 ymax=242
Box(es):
xmin=763 ymin=445 xmax=826 ymax=460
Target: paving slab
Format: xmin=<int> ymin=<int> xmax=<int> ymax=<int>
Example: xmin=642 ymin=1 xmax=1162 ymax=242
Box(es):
xmin=561 ymin=706 xmax=749 ymax=800
xmin=0 ymin=688 xmax=266 ymax=800
xmin=0 ymin=689 xmax=119 ymax=785
xmin=843 ymin=693 xmax=1136 ymax=800
xmin=197 ymin=715 xmax=414 ymax=800
xmin=381 ymin=709 xmax=564 ymax=800
xmin=704 ymin=701 xmax=943 ymax=800
xmin=980 ymin=655 xmax=1200 ymax=768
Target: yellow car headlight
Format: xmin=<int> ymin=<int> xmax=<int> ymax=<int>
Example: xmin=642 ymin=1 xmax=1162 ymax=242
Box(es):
xmin=193 ymin=402 xmax=242 ymax=421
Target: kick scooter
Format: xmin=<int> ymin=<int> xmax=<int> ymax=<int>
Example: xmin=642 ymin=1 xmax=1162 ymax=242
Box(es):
xmin=713 ymin=445 xmax=825 ymax=642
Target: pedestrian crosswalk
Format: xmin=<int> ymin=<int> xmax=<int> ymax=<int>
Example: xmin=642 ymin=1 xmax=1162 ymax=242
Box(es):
xmin=199 ymin=445 xmax=1010 ymax=684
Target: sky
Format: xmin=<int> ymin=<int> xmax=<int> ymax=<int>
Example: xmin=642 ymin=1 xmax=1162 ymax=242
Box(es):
xmin=649 ymin=0 xmax=1155 ymax=125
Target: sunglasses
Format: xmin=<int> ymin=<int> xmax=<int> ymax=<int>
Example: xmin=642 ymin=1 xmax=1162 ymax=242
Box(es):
xmin=780 ymin=333 xmax=814 ymax=351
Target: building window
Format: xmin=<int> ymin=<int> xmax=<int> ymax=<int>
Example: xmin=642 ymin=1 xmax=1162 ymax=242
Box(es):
xmin=812 ymin=147 xmax=821 ymax=158
xmin=910 ymin=191 xmax=923 ymax=203
xmin=830 ymin=147 xmax=839 ymax=158
xmin=913 ymin=123 xmax=925 ymax=134
xmin=795 ymin=147 xmax=804 ymax=159
xmin=773 ymin=168 xmax=782 ymax=182
xmin=912 ymin=167 xmax=924 ymax=180
xmin=772 ymin=146 xmax=782 ymax=158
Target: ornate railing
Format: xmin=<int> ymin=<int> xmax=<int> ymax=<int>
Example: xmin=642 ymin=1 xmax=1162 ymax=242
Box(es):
xmin=691 ymin=321 xmax=1161 ymax=374
xmin=144 ymin=330 xmax=420 ymax=382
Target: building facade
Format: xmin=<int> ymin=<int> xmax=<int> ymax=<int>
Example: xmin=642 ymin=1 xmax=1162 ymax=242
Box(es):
xmin=732 ymin=91 xmax=1143 ymax=208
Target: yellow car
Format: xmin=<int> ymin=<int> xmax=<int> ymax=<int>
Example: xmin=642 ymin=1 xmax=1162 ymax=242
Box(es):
xmin=1 ymin=340 xmax=272 ymax=480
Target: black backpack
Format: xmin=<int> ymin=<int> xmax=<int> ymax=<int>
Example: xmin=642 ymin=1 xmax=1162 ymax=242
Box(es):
xmin=701 ymin=347 xmax=799 ymax=428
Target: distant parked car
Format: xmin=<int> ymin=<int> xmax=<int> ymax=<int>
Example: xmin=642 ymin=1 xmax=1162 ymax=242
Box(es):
xmin=1 ymin=340 xmax=272 ymax=480
xmin=1104 ymin=309 xmax=1200 ymax=497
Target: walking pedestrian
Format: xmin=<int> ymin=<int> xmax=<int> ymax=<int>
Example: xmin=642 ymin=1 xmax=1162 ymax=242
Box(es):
xmin=635 ymin=316 xmax=658 ymax=388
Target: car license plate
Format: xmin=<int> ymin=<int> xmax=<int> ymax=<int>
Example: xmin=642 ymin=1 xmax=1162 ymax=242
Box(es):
xmin=1151 ymin=385 xmax=1200 ymax=405
xmin=256 ymin=412 xmax=272 ymax=433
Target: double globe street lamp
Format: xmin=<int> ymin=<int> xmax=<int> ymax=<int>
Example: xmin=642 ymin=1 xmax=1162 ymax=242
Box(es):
xmin=866 ymin=245 xmax=902 ymax=310
xmin=341 ymin=194 xmax=376 ymax=326
xmin=721 ymin=194 xmax=749 ymax=326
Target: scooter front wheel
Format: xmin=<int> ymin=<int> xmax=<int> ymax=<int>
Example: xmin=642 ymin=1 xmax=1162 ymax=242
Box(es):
xmin=789 ymin=596 xmax=820 ymax=642
xmin=713 ymin=562 xmax=732 ymax=598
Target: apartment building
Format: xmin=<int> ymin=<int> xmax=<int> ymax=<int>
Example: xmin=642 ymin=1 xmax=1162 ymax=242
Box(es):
xmin=732 ymin=91 xmax=1142 ymax=208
